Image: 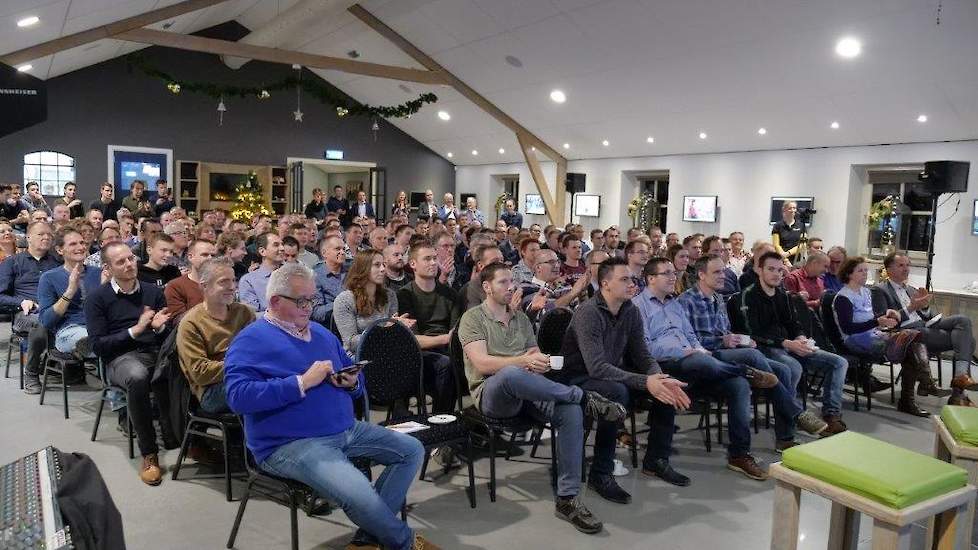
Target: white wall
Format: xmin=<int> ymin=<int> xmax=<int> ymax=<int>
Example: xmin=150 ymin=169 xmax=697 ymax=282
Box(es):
xmin=456 ymin=141 xmax=978 ymax=290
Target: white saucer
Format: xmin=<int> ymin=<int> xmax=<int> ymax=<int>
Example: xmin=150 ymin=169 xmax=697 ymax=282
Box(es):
xmin=427 ymin=414 xmax=457 ymax=425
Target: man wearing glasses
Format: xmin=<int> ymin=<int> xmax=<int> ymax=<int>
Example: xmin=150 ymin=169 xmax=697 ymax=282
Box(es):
xmin=624 ymin=240 xmax=651 ymax=295
xmin=519 ymin=249 xmax=589 ymax=322
xmin=226 ymin=263 xmax=438 ymax=550
xmin=239 ymin=232 xmax=284 ymax=313
xmin=558 ymin=257 xmax=690 ymax=505
xmin=822 ymin=246 xmax=847 ymax=293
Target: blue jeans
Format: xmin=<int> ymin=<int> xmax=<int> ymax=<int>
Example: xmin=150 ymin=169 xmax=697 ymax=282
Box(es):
xmin=199 ymin=382 xmax=229 ymax=414
xmin=54 ymin=323 xmax=94 ymax=356
xmin=714 ymin=348 xmax=803 ymax=442
xmin=661 ymin=353 xmax=752 ymax=458
xmin=762 ymin=347 xmax=848 ymax=417
xmin=261 ymin=422 xmax=425 ymax=550
xmin=478 ymin=366 xmax=584 ymax=497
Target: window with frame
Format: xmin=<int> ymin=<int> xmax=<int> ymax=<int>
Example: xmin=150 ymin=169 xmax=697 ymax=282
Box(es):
xmin=865 ymin=169 xmax=933 ymax=259
xmin=23 ymin=151 xmax=75 ymax=196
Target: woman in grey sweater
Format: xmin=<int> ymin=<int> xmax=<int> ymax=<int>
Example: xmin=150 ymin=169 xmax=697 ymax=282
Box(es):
xmin=333 ymin=249 xmax=415 ymax=355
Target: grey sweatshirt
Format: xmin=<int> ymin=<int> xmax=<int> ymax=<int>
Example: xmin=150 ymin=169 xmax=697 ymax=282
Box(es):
xmin=560 ymin=292 xmax=660 ymax=390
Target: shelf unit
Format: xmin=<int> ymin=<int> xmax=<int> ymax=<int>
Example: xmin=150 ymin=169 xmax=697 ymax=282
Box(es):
xmin=175 ymin=161 xmax=291 ymax=218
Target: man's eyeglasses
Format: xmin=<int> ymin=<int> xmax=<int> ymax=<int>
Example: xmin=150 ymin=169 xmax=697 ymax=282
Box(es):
xmin=278 ymin=295 xmax=317 ymax=309
xmin=652 ymin=270 xmax=677 ymax=278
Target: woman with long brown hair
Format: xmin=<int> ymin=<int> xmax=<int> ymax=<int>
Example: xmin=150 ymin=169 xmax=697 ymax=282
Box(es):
xmin=666 ymin=244 xmax=691 ymax=295
xmin=332 ymin=249 xmax=414 ymax=354
xmin=391 ymin=190 xmax=409 ymax=218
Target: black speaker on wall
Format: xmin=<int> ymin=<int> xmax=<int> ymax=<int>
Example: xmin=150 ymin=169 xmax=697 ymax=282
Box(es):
xmin=566 ymin=172 xmax=586 ymax=194
xmin=919 ymin=161 xmax=970 ymax=193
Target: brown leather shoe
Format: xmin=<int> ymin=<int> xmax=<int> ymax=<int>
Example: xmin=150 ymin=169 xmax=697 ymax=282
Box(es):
xmin=951 ymin=374 xmax=978 ymax=391
xmin=949 ymin=395 xmax=978 ymax=407
xmin=775 ymin=440 xmax=801 ymax=454
xmin=727 ymin=455 xmax=768 ymax=480
xmin=187 ymin=445 xmax=224 ymax=466
xmin=744 ymin=367 xmax=779 ymax=389
xmin=140 ymin=454 xmax=163 ymax=486
xmin=917 ymin=378 xmax=953 ymax=397
xmin=821 ymin=416 xmax=848 ymax=437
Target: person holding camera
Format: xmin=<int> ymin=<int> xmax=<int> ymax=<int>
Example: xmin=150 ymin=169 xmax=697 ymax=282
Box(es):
xmin=772 ymin=201 xmax=807 ymax=263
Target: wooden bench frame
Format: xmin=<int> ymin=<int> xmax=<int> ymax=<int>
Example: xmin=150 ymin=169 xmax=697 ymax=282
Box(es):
xmin=932 ymin=415 xmax=978 ymax=547
xmin=769 ymin=462 xmax=975 ymax=550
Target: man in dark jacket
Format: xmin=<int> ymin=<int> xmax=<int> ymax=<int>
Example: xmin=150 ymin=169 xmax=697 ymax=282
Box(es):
xmin=559 ymin=257 xmax=690 ymax=505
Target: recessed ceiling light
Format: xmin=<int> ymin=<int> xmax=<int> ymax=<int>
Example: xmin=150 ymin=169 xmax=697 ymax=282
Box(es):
xmin=562 ymin=143 xmax=570 ymax=149
xmin=646 ymin=136 xmax=655 ymax=144
xmin=471 ymin=150 xmax=478 ymax=156
xmin=699 ymin=132 xmax=707 ymax=140
xmin=498 ymin=148 xmax=505 ymax=154
xmin=446 ymin=152 xmax=453 ymax=158
xmin=835 ymin=37 xmax=862 ymax=58
xmin=16 ymin=64 xmax=32 ymax=72
xmin=830 ymin=121 xmax=840 ymax=129
xmin=550 ymin=90 xmax=566 ymax=103
xmin=505 ymin=55 xmax=523 ymax=68
xmin=17 ymin=16 xmax=39 ymax=27
xmin=437 ymin=110 xmax=450 ymax=121
xmin=917 ymin=114 xmax=928 ymax=123
xmin=757 ymin=127 xmax=767 ymax=135
xmin=602 ymin=140 xmax=609 ymax=147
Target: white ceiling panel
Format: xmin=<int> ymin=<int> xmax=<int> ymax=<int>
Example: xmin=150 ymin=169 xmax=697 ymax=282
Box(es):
xmin=2 ymin=0 xmax=978 ymax=166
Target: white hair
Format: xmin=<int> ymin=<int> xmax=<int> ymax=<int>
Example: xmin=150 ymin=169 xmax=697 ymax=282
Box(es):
xmin=266 ymin=262 xmax=315 ymax=303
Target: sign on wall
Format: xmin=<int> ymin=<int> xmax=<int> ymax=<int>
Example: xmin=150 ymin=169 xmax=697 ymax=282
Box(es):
xmin=0 ymin=63 xmax=47 ymax=138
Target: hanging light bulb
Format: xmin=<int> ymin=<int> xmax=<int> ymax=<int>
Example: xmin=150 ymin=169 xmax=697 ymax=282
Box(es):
xmin=167 ymin=82 xmax=181 ymax=94
xmin=371 ymin=119 xmax=380 ymax=142
xmin=336 ymin=106 xmax=349 ymax=117
xmin=257 ymin=89 xmax=270 ymax=99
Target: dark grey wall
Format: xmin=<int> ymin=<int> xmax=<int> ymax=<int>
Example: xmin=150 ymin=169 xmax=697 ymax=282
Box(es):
xmin=0 ymin=46 xmax=455 ymax=210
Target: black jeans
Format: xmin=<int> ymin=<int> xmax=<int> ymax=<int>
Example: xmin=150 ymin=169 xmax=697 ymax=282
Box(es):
xmin=108 ymin=350 xmax=163 ymax=456
xmin=421 ymin=351 xmax=456 ymax=414
xmin=567 ymin=375 xmax=675 ymax=475
xmin=15 ymin=312 xmax=47 ymax=377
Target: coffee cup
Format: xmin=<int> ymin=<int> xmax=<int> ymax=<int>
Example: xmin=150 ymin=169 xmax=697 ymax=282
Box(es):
xmin=549 ymin=356 xmax=564 ymax=371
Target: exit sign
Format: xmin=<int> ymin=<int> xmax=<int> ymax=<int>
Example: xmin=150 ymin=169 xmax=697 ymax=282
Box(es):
xmin=325 ymin=149 xmax=344 ymax=160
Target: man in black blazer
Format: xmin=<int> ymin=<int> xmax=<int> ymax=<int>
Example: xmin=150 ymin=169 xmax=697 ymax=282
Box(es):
xmin=416 ymin=189 xmax=438 ymax=222
xmin=876 ymin=252 xmax=976 ymax=406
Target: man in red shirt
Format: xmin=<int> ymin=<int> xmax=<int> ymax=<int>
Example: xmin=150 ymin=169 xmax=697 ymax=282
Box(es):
xmin=559 ymin=233 xmax=587 ymax=286
xmin=783 ymin=252 xmax=829 ymax=309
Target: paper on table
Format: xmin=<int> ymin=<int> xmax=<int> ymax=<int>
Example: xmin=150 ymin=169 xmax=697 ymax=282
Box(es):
xmin=385 ymin=421 xmax=430 ymax=434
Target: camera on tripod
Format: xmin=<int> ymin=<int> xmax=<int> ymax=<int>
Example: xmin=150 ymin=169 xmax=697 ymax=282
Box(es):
xmin=797 ymin=207 xmax=817 ymax=225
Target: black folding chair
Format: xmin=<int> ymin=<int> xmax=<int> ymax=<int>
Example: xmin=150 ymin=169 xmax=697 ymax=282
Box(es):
xmin=91 ymin=357 xmax=134 ymax=459
xmin=171 ymin=397 xmax=244 ymax=502
xmin=38 ymin=341 xmax=95 ymax=419
xmin=4 ymin=313 xmax=28 ymax=389
xmin=449 ymin=326 xmax=548 ymax=502
xmin=356 ymin=318 xmax=476 ymax=508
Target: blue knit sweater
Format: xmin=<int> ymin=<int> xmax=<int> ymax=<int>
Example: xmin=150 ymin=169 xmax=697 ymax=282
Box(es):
xmin=225 ymin=318 xmax=361 ymax=464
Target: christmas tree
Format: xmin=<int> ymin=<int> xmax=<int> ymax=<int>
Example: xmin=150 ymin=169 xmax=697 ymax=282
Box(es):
xmin=230 ymin=170 xmax=273 ymax=222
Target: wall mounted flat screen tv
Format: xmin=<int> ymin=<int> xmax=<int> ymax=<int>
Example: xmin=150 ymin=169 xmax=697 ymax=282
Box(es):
xmin=209 ymin=172 xmax=247 ymax=201
xmin=574 ymin=194 xmax=601 ymax=217
xmin=683 ymin=195 xmax=718 ymax=222
xmin=525 ymin=194 xmax=546 ymax=215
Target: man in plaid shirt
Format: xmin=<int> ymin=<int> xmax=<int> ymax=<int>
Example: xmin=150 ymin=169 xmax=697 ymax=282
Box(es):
xmin=677 ymin=254 xmax=828 ymax=451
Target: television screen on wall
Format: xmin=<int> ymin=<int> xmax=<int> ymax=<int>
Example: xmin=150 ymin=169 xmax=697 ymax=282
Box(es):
xmin=525 ymin=194 xmax=545 ymax=215
xmin=574 ymin=194 xmax=601 ymax=217
xmin=683 ymin=195 xmax=718 ymax=223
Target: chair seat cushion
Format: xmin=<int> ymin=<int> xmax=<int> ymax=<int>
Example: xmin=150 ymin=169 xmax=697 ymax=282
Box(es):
xmin=459 ymin=405 xmax=537 ymax=431
xmin=941 ymin=405 xmax=978 ymax=447
xmin=380 ymin=414 xmax=468 ymax=447
xmin=782 ymin=431 xmax=967 ymax=509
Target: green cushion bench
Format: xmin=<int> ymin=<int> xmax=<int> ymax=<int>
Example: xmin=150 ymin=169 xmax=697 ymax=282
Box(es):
xmin=941 ymin=405 xmax=978 ymax=447
xmin=781 ymin=431 xmax=967 ymax=509
xmin=933 ymin=411 xmax=978 ymax=550
xmin=769 ymin=431 xmax=976 ymax=550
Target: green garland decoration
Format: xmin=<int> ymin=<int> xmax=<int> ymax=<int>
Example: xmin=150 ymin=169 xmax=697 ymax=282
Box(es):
xmin=127 ymin=54 xmax=437 ymax=119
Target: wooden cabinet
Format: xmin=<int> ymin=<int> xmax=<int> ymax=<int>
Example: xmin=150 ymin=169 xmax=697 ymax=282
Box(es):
xmin=175 ymin=160 xmax=290 ymax=218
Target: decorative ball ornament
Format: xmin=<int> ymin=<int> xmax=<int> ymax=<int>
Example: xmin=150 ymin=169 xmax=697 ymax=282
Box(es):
xmin=257 ymin=89 xmax=270 ymax=99
xmin=336 ymin=106 xmax=349 ymax=117
xmin=167 ymin=82 xmax=181 ymax=94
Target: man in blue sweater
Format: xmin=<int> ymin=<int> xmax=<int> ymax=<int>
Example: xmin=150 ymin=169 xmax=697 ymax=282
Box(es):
xmin=225 ymin=263 xmax=436 ymax=550
xmin=38 ymin=227 xmax=103 ymax=357
xmin=85 ymin=241 xmax=172 ymax=486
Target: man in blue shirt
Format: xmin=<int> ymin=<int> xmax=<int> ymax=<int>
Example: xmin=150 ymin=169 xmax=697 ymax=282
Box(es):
xmin=38 ymin=227 xmax=103 ymax=357
xmin=0 ymin=221 xmax=61 ymax=393
xmin=311 ymin=235 xmax=346 ymax=324
xmin=239 ymin=232 xmax=283 ymax=312
xmin=633 ymin=257 xmax=777 ymax=480
xmin=225 ymin=263 xmax=434 ymax=550
xmin=499 ymin=198 xmax=522 ymax=229
xmin=677 ymin=255 xmax=829 ymax=451
xmin=822 ymin=246 xmax=846 ymax=293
